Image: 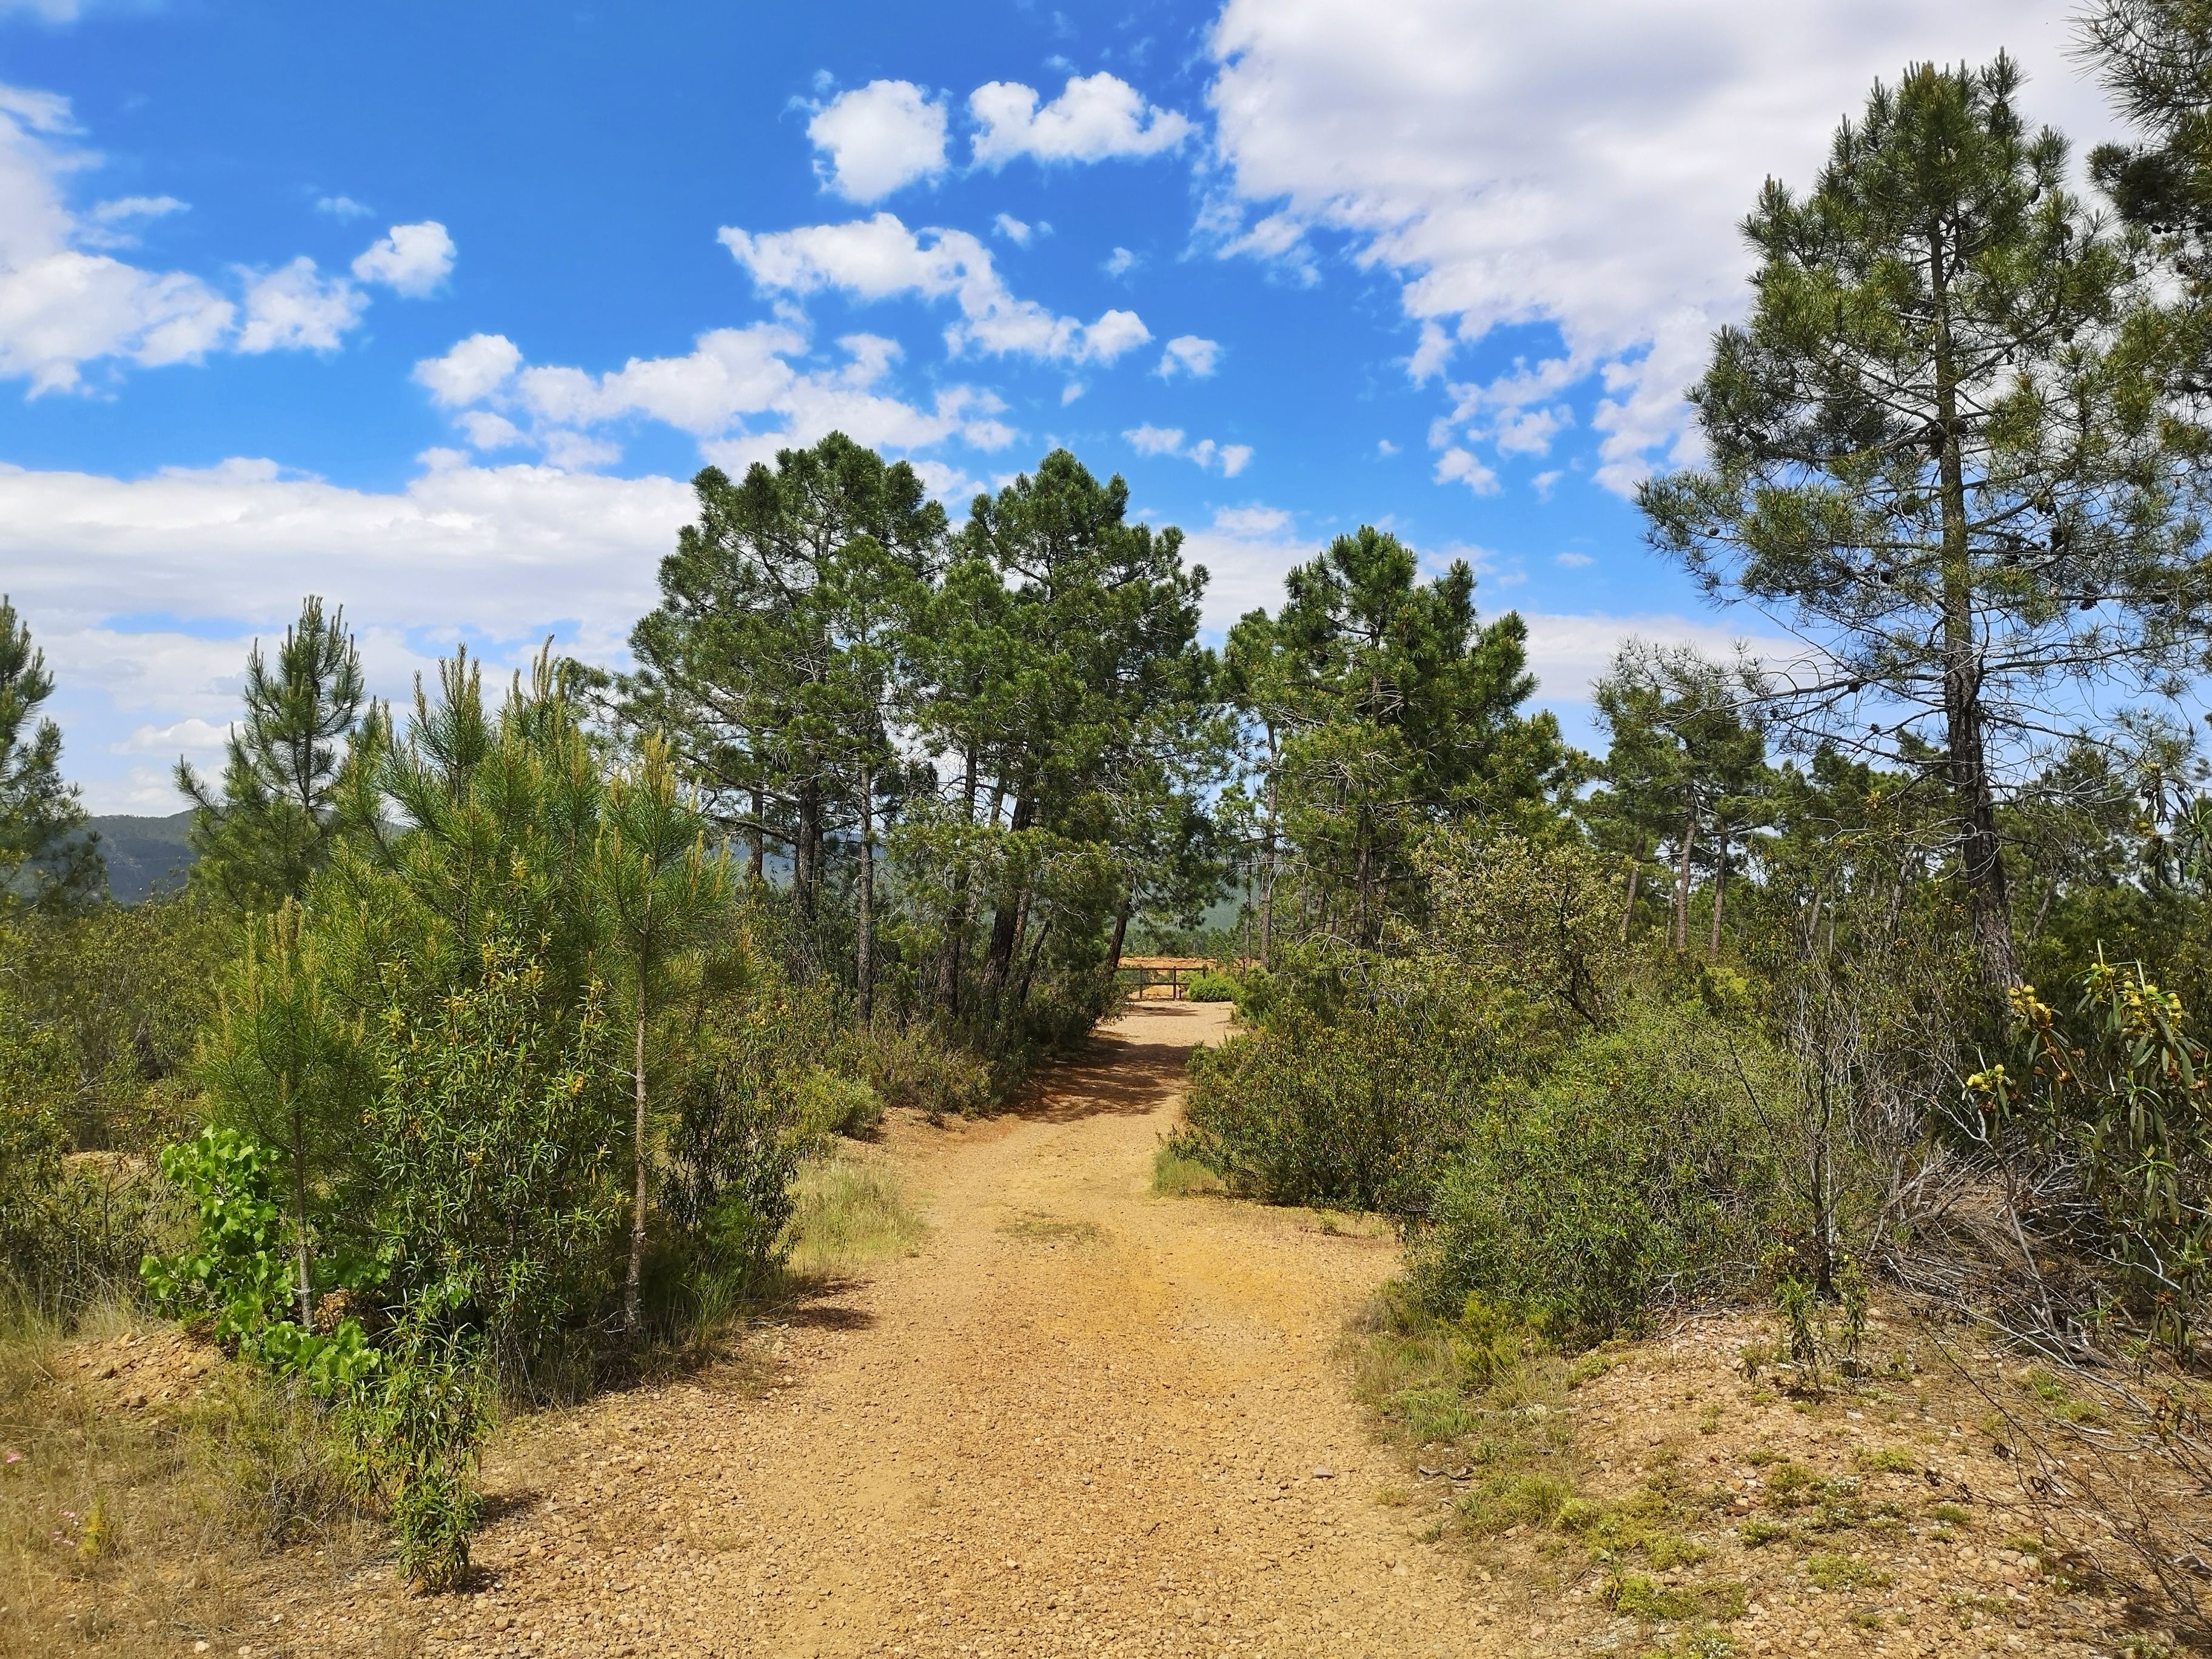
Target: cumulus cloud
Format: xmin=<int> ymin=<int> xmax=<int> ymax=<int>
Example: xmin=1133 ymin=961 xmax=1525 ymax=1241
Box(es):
xmin=315 ymin=195 xmax=372 ymax=221
xmin=8 ymin=455 xmax=697 ymax=807
xmin=235 ymin=257 xmax=366 ymax=354
xmin=417 ymin=322 xmax=1017 ymax=471
xmin=351 ymin=220 xmax=455 ymax=297
xmin=1433 ymin=446 xmax=1498 ymax=495
xmin=1104 ymin=246 xmax=1138 ymax=278
xmin=1157 ymin=334 xmax=1219 ymax=378
xmin=0 ymin=84 xmax=435 ymax=391
xmin=1123 ymin=423 xmax=1252 ymax=477
xmin=415 ymin=332 xmax=521 ymax=406
xmin=720 ymin=212 xmax=1150 ymax=365
xmin=808 ymin=80 xmax=948 ymax=203
xmin=970 ymin=73 xmax=1194 ymax=167
xmin=1179 ymin=504 xmax=1309 ymax=628
xmin=993 ymin=213 xmax=1032 ymax=245
xmin=1201 ymin=0 xmax=2116 ymax=495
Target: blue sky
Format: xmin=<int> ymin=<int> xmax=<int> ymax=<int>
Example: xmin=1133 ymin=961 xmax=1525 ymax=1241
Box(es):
xmin=0 ymin=0 xmax=2115 ymax=810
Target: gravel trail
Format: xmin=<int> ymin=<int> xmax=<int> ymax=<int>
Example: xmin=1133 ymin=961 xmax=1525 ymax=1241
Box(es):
xmin=403 ymin=1000 xmax=1509 ymax=1658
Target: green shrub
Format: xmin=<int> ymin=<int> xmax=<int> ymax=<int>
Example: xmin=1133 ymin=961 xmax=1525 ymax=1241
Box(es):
xmin=1173 ymin=987 xmax=1506 ymax=1214
xmin=795 ymin=1068 xmax=884 ymax=1139
xmin=1410 ymin=996 xmax=1792 ymax=1341
xmin=1185 ymin=971 xmax=1239 ymax=1002
xmin=139 ymin=1127 xmax=379 ymax=1395
xmin=341 ymin=1325 xmax=494 ymax=1592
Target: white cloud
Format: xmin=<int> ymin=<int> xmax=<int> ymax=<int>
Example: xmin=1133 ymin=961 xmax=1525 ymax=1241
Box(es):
xmin=808 ymin=80 xmax=948 ymax=203
xmin=458 ymin=409 xmax=525 ymax=451
xmin=1532 ymin=469 xmax=1562 ymax=499
xmin=351 ymin=220 xmax=455 ymax=297
xmin=1520 ymin=613 xmax=1798 ymax=706
xmin=993 ymin=212 xmax=1032 ymax=245
xmin=1158 ymin=334 xmax=1219 ymax=378
xmin=420 ymin=321 xmax=1016 ymax=467
xmin=415 ymin=332 xmax=521 ymax=406
xmin=1433 ymin=446 xmax=1498 ymax=495
xmin=1555 ymin=550 xmax=1594 ymax=567
xmin=1180 ymin=504 xmax=1309 ymax=628
xmin=9 ymin=453 xmax=712 ymax=805
xmin=315 ymin=195 xmax=373 ymax=221
xmin=1060 ymin=381 xmax=1084 ymax=405
xmin=1123 ymin=424 xmax=1252 ymax=476
xmin=0 ymin=0 xmax=83 ymax=21
xmin=969 ymin=73 xmax=1194 ymax=167
xmin=86 ymin=195 xmax=187 ymax=237
xmin=235 ymin=256 xmax=366 ymax=354
xmin=0 ymin=88 xmax=236 ymax=391
xmin=1202 ymin=0 xmax=2118 ymax=495
xmin=720 ymin=212 xmax=1150 ymax=364
xmin=1104 ymin=246 xmax=1138 ymax=278
xmin=1377 ymin=438 xmax=1400 ymax=457
xmin=0 ymin=84 xmax=421 ymax=390
xmin=115 ymin=715 xmax=230 ymax=754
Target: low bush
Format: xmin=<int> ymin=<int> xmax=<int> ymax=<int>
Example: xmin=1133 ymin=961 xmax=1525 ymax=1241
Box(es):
xmin=1409 ymin=996 xmax=1794 ymax=1342
xmin=1176 ymin=955 xmax=1540 ymax=1212
xmin=1184 ymin=972 xmax=1239 ymax=1003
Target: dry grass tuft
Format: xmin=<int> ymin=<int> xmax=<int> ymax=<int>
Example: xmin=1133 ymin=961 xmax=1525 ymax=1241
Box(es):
xmin=782 ymin=1148 xmax=926 ymax=1276
xmin=0 ymin=1304 xmax=388 ymax=1659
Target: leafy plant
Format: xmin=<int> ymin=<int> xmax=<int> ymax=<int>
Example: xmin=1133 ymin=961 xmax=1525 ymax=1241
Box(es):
xmin=1967 ymin=957 xmax=2212 ymax=1352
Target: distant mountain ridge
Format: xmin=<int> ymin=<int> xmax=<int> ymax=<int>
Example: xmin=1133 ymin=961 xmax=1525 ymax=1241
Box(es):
xmin=84 ymin=811 xmax=196 ymax=904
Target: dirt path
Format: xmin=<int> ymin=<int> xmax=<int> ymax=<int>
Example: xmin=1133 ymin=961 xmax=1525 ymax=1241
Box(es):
xmin=372 ymin=1000 xmax=1513 ymax=1658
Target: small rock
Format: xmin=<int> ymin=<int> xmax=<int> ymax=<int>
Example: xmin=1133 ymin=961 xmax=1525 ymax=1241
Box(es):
xmin=1312 ymin=1466 xmax=1334 ymax=1479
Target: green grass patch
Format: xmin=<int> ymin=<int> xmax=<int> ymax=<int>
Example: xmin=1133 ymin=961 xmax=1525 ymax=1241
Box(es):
xmin=782 ymin=1148 xmax=926 ymax=1275
xmin=1807 ymin=1550 xmax=1890 ymax=1590
xmin=1853 ymin=1446 xmax=1919 ymax=1473
xmin=1151 ymin=1144 xmax=1224 ymax=1197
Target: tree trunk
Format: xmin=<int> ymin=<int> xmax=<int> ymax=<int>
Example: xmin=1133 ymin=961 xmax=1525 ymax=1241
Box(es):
xmin=1671 ymin=795 xmax=1698 ymax=952
xmin=747 ymin=782 xmax=764 ymax=883
xmin=1929 ymin=216 xmax=2022 ymax=990
xmin=980 ymin=794 xmax=1033 ymax=1002
xmin=794 ymin=782 xmax=822 ymax=925
xmin=856 ymin=761 xmax=875 ymax=1025
xmin=1620 ymin=833 xmax=1647 ymax=943
xmin=1708 ymin=832 xmax=1729 ymax=956
xmin=286 ymin=1075 xmax=313 ymax=1331
xmin=1107 ymin=893 xmax=1131 ymax=973
xmin=1260 ymin=756 xmax=1279 ymax=970
xmin=625 ymin=988 xmax=648 ymax=1336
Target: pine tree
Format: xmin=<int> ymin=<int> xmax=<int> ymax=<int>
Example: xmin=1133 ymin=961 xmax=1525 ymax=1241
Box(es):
xmin=594 ymin=734 xmax=730 ymax=1335
xmin=1641 ymin=56 xmax=2212 ymax=989
xmin=0 ymin=595 xmax=101 ymax=913
xmin=179 ymin=595 xmax=366 ymax=909
xmin=1261 ymin=527 xmax=1564 ymax=948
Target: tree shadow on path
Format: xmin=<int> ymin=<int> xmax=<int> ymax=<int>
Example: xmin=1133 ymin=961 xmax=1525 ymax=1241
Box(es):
xmin=1011 ymin=1004 xmax=1219 ymax=1125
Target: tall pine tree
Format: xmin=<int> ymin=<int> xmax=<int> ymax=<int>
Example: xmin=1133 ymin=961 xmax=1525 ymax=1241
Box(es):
xmin=1641 ymin=56 xmax=2212 ymax=988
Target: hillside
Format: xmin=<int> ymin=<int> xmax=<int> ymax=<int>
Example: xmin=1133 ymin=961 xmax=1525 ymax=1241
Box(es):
xmin=83 ymin=811 xmax=195 ymax=903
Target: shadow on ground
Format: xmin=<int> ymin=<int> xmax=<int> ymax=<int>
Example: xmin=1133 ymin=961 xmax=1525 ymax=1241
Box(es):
xmin=1012 ymin=1003 xmax=1219 ymax=1125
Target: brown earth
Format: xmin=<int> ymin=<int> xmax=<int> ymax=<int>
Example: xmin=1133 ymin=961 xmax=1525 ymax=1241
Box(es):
xmin=14 ymin=999 xmax=2177 ymax=1657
